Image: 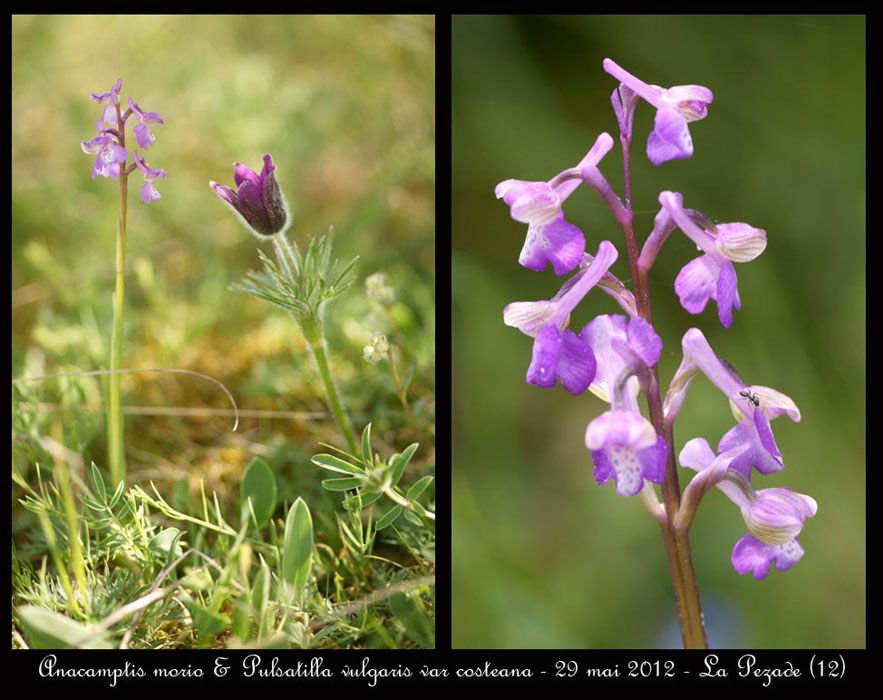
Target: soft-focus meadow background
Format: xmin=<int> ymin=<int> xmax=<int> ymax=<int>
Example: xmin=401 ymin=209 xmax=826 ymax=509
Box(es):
xmin=12 ymin=15 xmax=434 ymax=647
xmin=453 ymin=15 xmax=865 ymax=648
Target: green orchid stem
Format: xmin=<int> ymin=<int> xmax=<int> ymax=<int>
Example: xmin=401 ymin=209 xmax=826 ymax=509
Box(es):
xmin=107 ymin=162 xmax=129 ymax=487
xmin=300 ymin=314 xmax=358 ymax=455
xmin=619 ymin=131 xmax=708 ymax=649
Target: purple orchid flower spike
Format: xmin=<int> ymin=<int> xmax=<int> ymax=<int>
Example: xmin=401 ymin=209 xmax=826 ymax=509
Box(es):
xmin=81 ymin=80 xmax=167 ymax=198
xmin=210 ymin=154 xmax=291 ymax=238
xmin=603 ymin=59 xmax=713 ymax=166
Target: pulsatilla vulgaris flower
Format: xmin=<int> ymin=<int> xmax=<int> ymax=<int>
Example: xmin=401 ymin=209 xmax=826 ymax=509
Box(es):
xmin=133 ymin=150 xmax=168 ymax=204
xmin=210 ymin=154 xmax=291 ymax=238
xmin=603 ymin=58 xmax=713 ymax=166
xmin=679 ymin=437 xmax=817 ymax=579
xmin=659 ymin=191 xmax=766 ymax=329
xmin=496 ymin=133 xmax=614 ymax=275
xmin=586 ymin=409 xmax=666 ymax=497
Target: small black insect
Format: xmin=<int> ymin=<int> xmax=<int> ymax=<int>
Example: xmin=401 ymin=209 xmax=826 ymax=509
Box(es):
xmin=739 ymin=389 xmax=760 ymax=407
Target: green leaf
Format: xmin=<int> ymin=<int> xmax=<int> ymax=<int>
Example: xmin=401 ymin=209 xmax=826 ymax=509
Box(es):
xmin=311 ymin=453 xmax=365 ymax=475
xmin=403 ymin=508 xmax=425 ymax=527
xmin=389 ymin=591 xmax=434 ymax=648
xmin=282 ymin=497 xmax=313 ymax=597
xmin=321 ymin=477 xmax=364 ymax=491
xmin=78 ymin=496 xmax=105 ymax=512
xmin=375 ymin=505 xmax=403 ymax=530
xmin=171 ymin=475 xmax=190 ymax=513
xmin=148 ymin=527 xmax=185 ymax=566
xmin=184 ymin=600 xmax=228 ymax=638
xmin=16 ymin=606 xmax=114 ymax=649
xmin=240 ymin=458 xmax=277 ymax=529
xmin=406 ymin=475 xmax=434 ymax=500
xmin=343 ymin=489 xmax=382 ymax=510
xmin=232 ymin=600 xmax=251 ymax=642
xmin=252 ymin=559 xmax=271 ymax=627
xmin=85 ymin=517 xmax=113 ymax=530
xmin=108 ymin=478 xmax=127 ymax=509
xmin=361 ymin=423 xmax=373 ymax=469
xmin=390 ymin=443 xmax=420 ymax=486
xmin=89 ymin=461 xmax=106 ymax=502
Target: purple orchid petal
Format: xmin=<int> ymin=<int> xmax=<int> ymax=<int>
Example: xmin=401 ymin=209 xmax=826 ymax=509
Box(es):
xmin=647 ymin=104 xmax=693 ymax=165
xmin=518 ymin=211 xmax=586 ymax=275
xmin=587 ymin=409 xmax=665 ymax=497
xmin=134 ymin=123 xmax=155 ymax=150
xmin=732 ymin=534 xmax=805 ymax=580
xmin=526 ymin=325 xmax=596 ymax=395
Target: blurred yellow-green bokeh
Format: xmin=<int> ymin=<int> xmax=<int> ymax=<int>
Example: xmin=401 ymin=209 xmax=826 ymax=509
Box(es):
xmin=453 ymin=15 xmax=865 ymax=648
xmin=13 ymin=15 xmax=434 ymax=501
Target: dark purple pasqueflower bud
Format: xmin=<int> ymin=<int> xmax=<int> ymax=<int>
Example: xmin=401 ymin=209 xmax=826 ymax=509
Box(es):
xmin=210 ymin=154 xmax=291 ymax=237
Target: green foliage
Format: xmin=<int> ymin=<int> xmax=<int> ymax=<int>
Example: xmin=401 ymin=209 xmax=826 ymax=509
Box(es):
xmin=312 ymin=423 xmax=434 ymax=532
xmin=13 ymin=458 xmax=433 ymax=649
xmin=232 ymin=231 xmax=360 ymax=326
xmin=389 ymin=591 xmax=435 ymax=649
xmin=240 ymin=457 xmax=277 ymax=529
xmin=281 ymin=497 xmax=313 ymax=600
xmin=15 ymin=606 xmax=114 ymax=649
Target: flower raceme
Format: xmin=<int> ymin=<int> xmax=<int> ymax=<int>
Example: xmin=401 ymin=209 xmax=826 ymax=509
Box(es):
xmin=496 ymin=58 xmax=815 ymax=589
xmin=80 ymin=79 xmax=167 ymax=202
xmin=210 ymin=154 xmax=291 ymax=238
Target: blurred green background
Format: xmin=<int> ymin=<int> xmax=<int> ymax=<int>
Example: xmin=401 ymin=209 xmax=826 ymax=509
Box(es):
xmin=12 ymin=16 xmax=434 ymax=531
xmin=453 ymin=15 xmax=864 ymax=648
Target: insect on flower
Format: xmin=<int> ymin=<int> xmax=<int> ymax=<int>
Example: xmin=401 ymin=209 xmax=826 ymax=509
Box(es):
xmin=739 ymin=389 xmax=760 ymax=407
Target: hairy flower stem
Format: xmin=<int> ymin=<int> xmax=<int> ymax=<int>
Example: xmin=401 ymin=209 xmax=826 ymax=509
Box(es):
xmin=300 ymin=315 xmax=358 ymax=455
xmin=108 ymin=116 xmax=128 ymax=487
xmin=620 ymin=132 xmax=707 ymax=649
